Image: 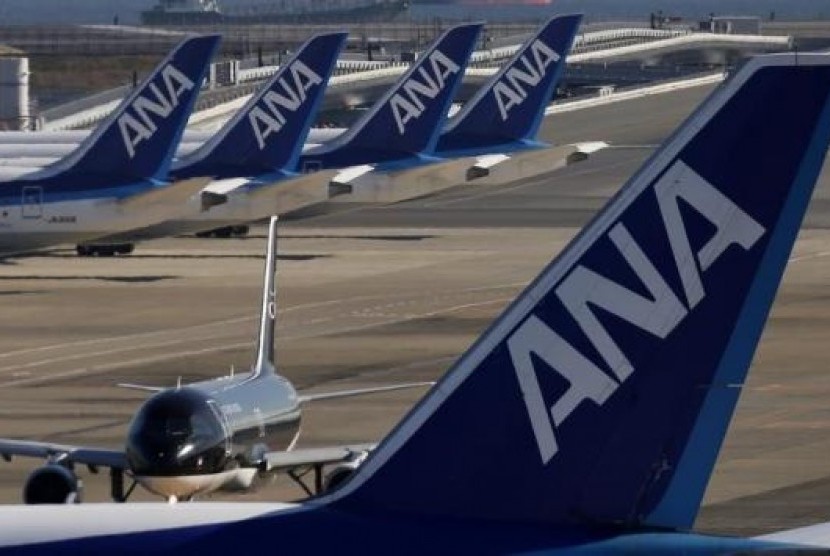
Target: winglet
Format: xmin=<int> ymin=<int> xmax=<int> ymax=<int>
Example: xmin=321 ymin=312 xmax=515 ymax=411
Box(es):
xmin=252 ymin=216 xmax=278 ymax=376
xmin=39 ymin=35 xmax=219 ymax=187
xmin=304 ymin=23 xmax=481 ymax=168
xmin=177 ymin=32 xmax=348 ymax=179
xmin=325 ymin=54 xmax=830 ymax=530
xmin=439 ymin=15 xmax=582 ymax=152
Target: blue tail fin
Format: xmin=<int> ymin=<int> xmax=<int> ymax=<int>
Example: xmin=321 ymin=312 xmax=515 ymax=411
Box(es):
xmin=177 ymin=32 xmax=347 ymax=179
xmin=438 ymin=15 xmax=581 ymax=153
xmin=39 ymin=35 xmax=219 ymax=187
xmin=303 ymin=23 xmax=481 ymax=168
xmin=328 ymin=54 xmax=830 ymax=530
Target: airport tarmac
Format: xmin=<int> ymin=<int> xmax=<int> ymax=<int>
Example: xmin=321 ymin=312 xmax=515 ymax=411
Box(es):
xmin=0 ymin=80 xmax=829 ymax=538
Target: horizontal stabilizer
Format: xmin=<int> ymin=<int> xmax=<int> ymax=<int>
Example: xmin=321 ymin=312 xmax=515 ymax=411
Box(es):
xmin=116 ymin=177 xmax=212 ymax=215
xmin=247 ymin=170 xmax=339 ymax=214
xmin=298 ymin=382 xmax=434 ymax=404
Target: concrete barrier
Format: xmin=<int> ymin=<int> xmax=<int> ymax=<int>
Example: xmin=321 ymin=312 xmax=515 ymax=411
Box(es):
xmin=546 ymin=72 xmax=726 ymax=115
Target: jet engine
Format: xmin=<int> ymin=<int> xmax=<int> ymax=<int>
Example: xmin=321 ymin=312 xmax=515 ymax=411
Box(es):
xmin=322 ymin=451 xmax=370 ymax=493
xmin=23 ymin=465 xmax=82 ymax=504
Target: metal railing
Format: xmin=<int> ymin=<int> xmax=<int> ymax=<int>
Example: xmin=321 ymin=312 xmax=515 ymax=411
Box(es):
xmin=40 ymin=28 xmax=792 ymax=131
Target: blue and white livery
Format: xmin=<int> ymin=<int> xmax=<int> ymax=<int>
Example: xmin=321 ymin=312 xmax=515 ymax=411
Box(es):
xmin=331 ymin=15 xmax=588 ymax=201
xmin=82 ymin=31 xmax=348 ymax=247
xmin=0 ymin=35 xmax=219 ymax=255
xmin=1 ymin=51 xmax=830 ymax=555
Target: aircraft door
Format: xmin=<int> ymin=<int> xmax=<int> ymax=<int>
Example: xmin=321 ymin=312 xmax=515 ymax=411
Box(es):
xmin=207 ymin=400 xmax=233 ymax=456
xmin=21 ymin=186 xmax=42 ymax=219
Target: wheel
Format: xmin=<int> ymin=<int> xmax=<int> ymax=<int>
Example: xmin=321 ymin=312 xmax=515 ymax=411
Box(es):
xmin=76 ymin=245 xmax=91 ymax=257
xmin=231 ymin=225 xmax=250 ymax=237
xmin=212 ymin=227 xmax=233 ymax=239
xmin=115 ymin=244 xmax=134 ymax=255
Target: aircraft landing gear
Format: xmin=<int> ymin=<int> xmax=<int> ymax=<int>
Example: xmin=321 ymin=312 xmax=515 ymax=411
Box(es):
xmin=195 ymin=225 xmax=250 ymax=239
xmin=110 ymin=468 xmax=137 ymax=503
xmin=76 ymin=243 xmax=135 ymax=257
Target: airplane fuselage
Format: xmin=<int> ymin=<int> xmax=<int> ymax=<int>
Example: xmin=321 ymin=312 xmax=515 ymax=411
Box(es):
xmin=125 ymin=372 xmax=300 ymax=500
xmin=0 ymin=182 xmax=182 ymax=255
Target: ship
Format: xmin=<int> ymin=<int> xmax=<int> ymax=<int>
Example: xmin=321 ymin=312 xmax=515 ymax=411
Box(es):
xmin=141 ymin=0 xmax=409 ymax=25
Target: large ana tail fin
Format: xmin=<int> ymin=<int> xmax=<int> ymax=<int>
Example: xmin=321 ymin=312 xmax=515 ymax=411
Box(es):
xmin=310 ymin=23 xmax=480 ymax=166
xmin=39 ymin=35 xmax=218 ymax=187
xmin=328 ymin=54 xmax=830 ymax=530
xmin=438 ymin=15 xmax=581 ymax=153
xmin=251 ymin=216 xmax=279 ymax=376
xmin=178 ymin=32 xmax=347 ymax=179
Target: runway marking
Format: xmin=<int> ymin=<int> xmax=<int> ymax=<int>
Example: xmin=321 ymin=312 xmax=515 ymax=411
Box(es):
xmin=0 ymin=283 xmax=526 ymax=364
xmin=789 ymin=250 xmax=830 ymax=263
xmin=300 ymin=355 xmax=457 ymax=393
xmin=0 ymin=290 xmax=519 ymax=388
xmin=419 ymin=157 xmax=640 ymax=208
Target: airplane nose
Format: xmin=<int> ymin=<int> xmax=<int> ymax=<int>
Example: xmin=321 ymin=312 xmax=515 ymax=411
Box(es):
xmin=125 ymin=388 xmax=230 ymax=477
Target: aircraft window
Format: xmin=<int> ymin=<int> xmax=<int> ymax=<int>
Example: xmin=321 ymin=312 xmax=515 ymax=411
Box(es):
xmin=190 ymin=412 xmax=218 ymax=441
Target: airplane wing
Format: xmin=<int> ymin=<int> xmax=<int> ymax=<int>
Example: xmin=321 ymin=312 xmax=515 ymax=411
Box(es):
xmin=117 ymin=382 xmax=165 ymax=393
xmin=261 ymin=444 xmax=374 ymax=472
xmin=116 ymin=177 xmax=213 ymax=215
xmin=298 ymin=382 xmax=434 ymax=404
xmin=0 ymin=439 xmax=125 ymax=469
xmin=0 ymin=436 xmax=371 ymax=482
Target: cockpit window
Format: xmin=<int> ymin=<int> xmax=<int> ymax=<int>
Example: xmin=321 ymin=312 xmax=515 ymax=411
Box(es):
xmin=166 ymin=416 xmax=191 ymax=438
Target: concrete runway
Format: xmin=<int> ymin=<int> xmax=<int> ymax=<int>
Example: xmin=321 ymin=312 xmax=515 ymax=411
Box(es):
xmin=1 ymin=80 xmax=830 ymax=538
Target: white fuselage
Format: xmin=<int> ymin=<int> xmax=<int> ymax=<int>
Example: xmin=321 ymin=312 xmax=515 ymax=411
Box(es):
xmin=0 ymin=196 xmax=169 ymax=254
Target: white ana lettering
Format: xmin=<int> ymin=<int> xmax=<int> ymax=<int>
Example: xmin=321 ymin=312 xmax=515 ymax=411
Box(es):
xmin=555 ymin=223 xmax=688 ymax=382
xmin=656 ymin=160 xmax=765 ymax=308
xmin=118 ymin=113 xmax=153 ymax=160
xmin=508 ymin=314 xmax=619 ymax=464
xmin=512 ymin=159 xmax=765 ymax=464
xmin=389 ymin=49 xmax=460 ymax=135
xmin=495 ymin=39 xmax=560 ymax=121
xmin=117 ymin=64 xmax=194 ymax=159
xmin=248 ymin=60 xmax=323 ymax=150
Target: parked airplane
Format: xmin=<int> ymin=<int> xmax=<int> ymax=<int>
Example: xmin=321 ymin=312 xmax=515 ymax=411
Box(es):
xmin=0 ymin=51 xmax=827 ymax=553
xmin=0 ymin=216 xmax=430 ymax=504
xmin=73 ymin=30 xmax=348 ymax=255
xmin=295 ymin=23 xmax=481 ymax=173
xmin=436 ymin=14 xmax=590 ymax=182
xmin=0 ymin=35 xmax=220 ymax=256
xmin=70 ymin=23 xmax=481 ymax=254
xmin=329 ymin=14 xmax=587 ymax=196
xmin=0 ymin=129 xmax=344 ymax=165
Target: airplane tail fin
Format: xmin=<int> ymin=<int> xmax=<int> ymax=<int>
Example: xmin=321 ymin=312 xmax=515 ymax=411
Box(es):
xmin=251 ymin=216 xmax=279 ymax=377
xmin=179 ymin=32 xmax=347 ymax=179
xmin=439 ymin=15 xmax=581 ymax=152
xmin=314 ymin=23 xmax=481 ymax=165
xmin=39 ymin=35 xmax=219 ymax=187
xmin=327 ymin=54 xmax=830 ymax=530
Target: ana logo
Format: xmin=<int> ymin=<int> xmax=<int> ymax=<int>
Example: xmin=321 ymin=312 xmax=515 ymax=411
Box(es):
xmin=390 ymin=49 xmax=460 ymax=135
xmin=507 ymin=160 xmax=766 ymax=464
xmin=248 ymin=60 xmax=323 ymax=150
xmin=118 ymin=64 xmax=195 ymax=159
xmin=493 ymin=39 xmax=560 ymax=122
